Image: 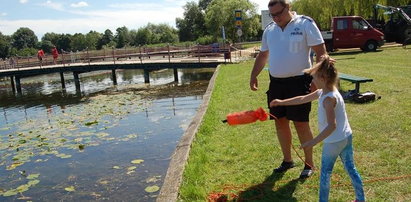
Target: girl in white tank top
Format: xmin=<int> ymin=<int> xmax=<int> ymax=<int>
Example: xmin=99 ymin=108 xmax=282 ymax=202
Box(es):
xmin=270 ymin=55 xmax=365 ymax=202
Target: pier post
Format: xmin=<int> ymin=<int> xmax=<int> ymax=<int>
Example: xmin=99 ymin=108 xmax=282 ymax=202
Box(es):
xmin=139 ymin=46 xmax=143 ymax=64
xmin=144 ymin=69 xmax=150 ymax=83
xmin=112 ymin=69 xmax=117 ymax=85
xmin=15 ymin=76 xmax=22 ymax=94
xmin=73 ymin=72 xmax=81 ymax=91
xmin=197 ymin=44 xmax=201 ymax=63
xmin=168 ymin=44 xmax=171 ymax=63
xmin=10 ymin=76 xmax=16 ymax=93
xmin=173 ymin=68 xmax=178 ymax=82
xmin=60 ymin=72 xmax=66 ymax=89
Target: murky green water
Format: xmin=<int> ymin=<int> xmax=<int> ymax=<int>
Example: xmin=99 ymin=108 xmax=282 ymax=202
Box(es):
xmin=0 ymin=68 xmax=214 ymax=201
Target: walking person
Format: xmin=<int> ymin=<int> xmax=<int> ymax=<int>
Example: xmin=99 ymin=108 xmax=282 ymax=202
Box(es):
xmin=270 ymin=55 xmax=365 ymax=202
xmin=37 ymin=49 xmax=45 ymax=67
xmin=52 ymin=46 xmax=59 ymax=65
xmin=250 ymin=0 xmax=328 ymax=178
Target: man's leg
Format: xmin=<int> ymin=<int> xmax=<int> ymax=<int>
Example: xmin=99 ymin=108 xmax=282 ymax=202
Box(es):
xmin=275 ymin=117 xmax=292 ymax=161
xmin=273 ymin=117 xmax=295 ymax=173
xmin=294 ymin=121 xmax=314 ymax=173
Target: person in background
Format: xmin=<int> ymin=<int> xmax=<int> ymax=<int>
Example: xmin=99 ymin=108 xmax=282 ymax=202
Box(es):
xmin=250 ymin=0 xmax=328 ymax=178
xmin=270 ymin=55 xmax=365 ymax=202
xmin=37 ymin=49 xmax=45 ymax=67
xmin=52 ymin=46 xmax=59 ymax=65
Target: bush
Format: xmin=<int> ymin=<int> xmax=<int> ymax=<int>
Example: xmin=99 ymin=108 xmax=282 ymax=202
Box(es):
xmin=196 ymin=35 xmax=214 ymax=45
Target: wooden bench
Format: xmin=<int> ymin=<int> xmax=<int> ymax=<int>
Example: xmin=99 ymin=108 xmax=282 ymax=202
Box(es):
xmin=338 ymin=73 xmax=373 ymax=94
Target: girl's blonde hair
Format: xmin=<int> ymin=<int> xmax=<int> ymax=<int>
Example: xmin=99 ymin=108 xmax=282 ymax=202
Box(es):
xmin=304 ymin=55 xmax=338 ymax=87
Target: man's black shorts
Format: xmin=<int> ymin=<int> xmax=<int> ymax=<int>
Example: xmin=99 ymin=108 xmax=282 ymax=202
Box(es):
xmin=266 ymin=74 xmax=313 ymax=122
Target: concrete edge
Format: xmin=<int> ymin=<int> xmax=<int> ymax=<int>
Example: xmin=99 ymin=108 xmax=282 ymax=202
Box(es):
xmin=156 ymin=65 xmax=221 ymax=202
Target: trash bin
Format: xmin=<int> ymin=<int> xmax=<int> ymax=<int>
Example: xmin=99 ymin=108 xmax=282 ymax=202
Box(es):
xmin=224 ymin=52 xmax=231 ymax=60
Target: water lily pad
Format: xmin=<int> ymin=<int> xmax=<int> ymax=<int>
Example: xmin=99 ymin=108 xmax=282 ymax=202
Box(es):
xmin=28 ymin=180 xmax=40 ymax=186
xmin=126 ymin=170 xmax=135 ymax=175
xmin=65 ymin=186 xmax=76 ymax=192
xmin=2 ymin=189 xmax=18 ymax=196
xmin=27 ymin=173 xmax=40 ymax=180
xmin=56 ymin=153 xmax=72 ymax=159
xmin=144 ymin=185 xmax=160 ymax=193
xmin=85 ymin=120 xmax=98 ymax=126
xmin=131 ymin=159 xmax=144 ymax=164
xmin=6 ymin=162 xmax=23 ymax=170
xmin=16 ymin=184 xmax=30 ymax=192
xmin=98 ymin=180 xmax=109 ymax=185
xmin=127 ymin=166 xmax=136 ymax=171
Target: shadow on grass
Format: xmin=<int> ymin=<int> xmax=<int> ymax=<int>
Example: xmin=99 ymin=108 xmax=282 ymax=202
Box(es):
xmin=235 ymin=170 xmax=307 ymax=201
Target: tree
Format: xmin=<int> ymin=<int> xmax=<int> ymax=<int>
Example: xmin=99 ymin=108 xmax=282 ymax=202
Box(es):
xmin=39 ymin=40 xmax=54 ymax=53
xmin=71 ymin=33 xmax=87 ymax=51
xmin=205 ymin=0 xmax=260 ymax=42
xmin=199 ymin=0 xmax=213 ymax=11
xmin=98 ymin=29 xmax=114 ymax=49
xmin=134 ymin=23 xmax=178 ymax=45
xmin=135 ymin=27 xmax=153 ymax=45
xmin=115 ymin=26 xmax=130 ymax=48
xmin=11 ymin=27 xmax=38 ymax=50
xmin=0 ymin=32 xmax=11 ymax=59
xmin=85 ymin=31 xmax=101 ymax=50
xmin=56 ymin=34 xmax=72 ymax=52
xmin=176 ymin=2 xmax=206 ymax=41
xmin=42 ymin=32 xmax=60 ymax=46
xmin=157 ymin=24 xmax=179 ymax=43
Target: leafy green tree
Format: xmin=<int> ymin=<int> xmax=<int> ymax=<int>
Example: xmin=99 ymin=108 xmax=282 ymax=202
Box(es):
xmin=98 ymin=29 xmax=114 ymax=49
xmin=199 ymin=0 xmax=213 ymax=10
xmin=135 ymin=27 xmax=152 ymax=45
xmin=11 ymin=27 xmax=38 ymax=50
xmin=134 ymin=23 xmax=178 ymax=45
xmin=156 ymin=24 xmax=179 ymax=43
xmin=0 ymin=32 xmax=11 ymax=59
xmin=115 ymin=26 xmax=130 ymax=48
xmin=56 ymin=34 xmax=72 ymax=52
xmin=176 ymin=1 xmax=206 ymax=41
xmin=85 ymin=31 xmax=102 ymax=50
xmin=71 ymin=33 xmax=87 ymax=51
xmin=39 ymin=40 xmax=54 ymax=53
xmin=205 ymin=0 xmax=260 ymax=42
xmin=42 ymin=32 xmax=60 ymax=46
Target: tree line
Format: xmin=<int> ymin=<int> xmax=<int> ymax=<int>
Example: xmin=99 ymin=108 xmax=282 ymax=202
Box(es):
xmin=1 ymin=0 xmax=410 ymax=59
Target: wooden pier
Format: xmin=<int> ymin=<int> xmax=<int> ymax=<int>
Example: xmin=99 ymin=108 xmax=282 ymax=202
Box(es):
xmin=0 ymin=44 xmax=252 ymax=94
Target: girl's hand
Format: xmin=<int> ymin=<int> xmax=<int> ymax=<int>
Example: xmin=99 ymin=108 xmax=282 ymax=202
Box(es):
xmin=300 ymin=140 xmax=315 ymax=149
xmin=270 ymin=99 xmax=282 ymax=107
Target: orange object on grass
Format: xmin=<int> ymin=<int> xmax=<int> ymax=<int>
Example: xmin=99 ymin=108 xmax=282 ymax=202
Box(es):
xmin=224 ymin=107 xmax=268 ymax=125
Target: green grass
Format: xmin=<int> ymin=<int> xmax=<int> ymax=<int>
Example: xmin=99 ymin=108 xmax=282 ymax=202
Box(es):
xmin=178 ymin=46 xmax=411 ymax=202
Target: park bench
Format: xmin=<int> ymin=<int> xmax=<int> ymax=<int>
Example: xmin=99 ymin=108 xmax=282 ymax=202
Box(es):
xmin=338 ymin=73 xmax=373 ymax=94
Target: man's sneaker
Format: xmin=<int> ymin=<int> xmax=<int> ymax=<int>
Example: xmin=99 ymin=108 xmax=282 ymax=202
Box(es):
xmin=274 ymin=161 xmax=295 ymax=173
xmin=299 ymin=168 xmax=313 ymax=179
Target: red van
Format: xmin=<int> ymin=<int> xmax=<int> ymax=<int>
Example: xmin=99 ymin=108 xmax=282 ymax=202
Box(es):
xmin=321 ymin=16 xmax=385 ymax=52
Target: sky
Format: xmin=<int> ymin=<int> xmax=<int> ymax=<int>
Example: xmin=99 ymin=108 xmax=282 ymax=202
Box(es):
xmin=0 ymin=0 xmax=269 ymax=39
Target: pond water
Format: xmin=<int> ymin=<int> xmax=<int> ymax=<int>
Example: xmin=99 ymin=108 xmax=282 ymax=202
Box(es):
xmin=0 ymin=68 xmax=214 ymax=201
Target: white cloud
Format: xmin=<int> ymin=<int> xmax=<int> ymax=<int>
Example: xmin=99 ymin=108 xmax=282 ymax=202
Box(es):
xmin=1 ymin=13 xmax=7 ymax=17
xmin=70 ymin=1 xmax=88 ymax=8
xmin=40 ymin=0 xmax=64 ymax=11
xmin=19 ymin=0 xmax=28 ymax=4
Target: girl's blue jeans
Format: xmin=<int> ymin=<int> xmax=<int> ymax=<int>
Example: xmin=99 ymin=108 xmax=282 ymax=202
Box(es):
xmin=319 ymin=135 xmax=365 ymax=202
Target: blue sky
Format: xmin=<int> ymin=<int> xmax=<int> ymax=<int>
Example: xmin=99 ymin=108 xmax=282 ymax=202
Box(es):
xmin=0 ymin=0 xmax=267 ymax=39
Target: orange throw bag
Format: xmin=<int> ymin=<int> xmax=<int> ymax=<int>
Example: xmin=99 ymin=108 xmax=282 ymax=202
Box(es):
xmin=223 ymin=107 xmax=268 ymax=125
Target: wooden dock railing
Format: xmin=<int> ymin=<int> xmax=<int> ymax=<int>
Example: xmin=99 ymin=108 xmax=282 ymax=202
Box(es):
xmin=0 ymin=44 xmax=234 ymax=70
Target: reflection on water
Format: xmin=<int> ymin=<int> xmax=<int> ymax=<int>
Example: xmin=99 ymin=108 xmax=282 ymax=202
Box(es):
xmin=0 ymin=68 xmax=214 ymax=201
